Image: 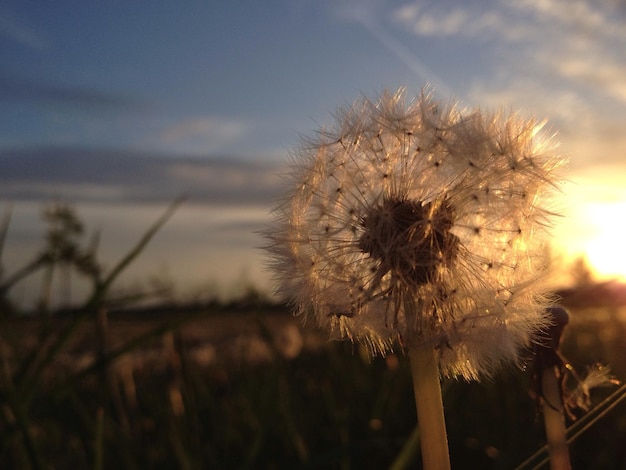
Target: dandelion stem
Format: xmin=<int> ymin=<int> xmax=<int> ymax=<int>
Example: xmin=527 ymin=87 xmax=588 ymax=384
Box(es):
xmin=409 ymin=345 xmax=451 ymax=470
xmin=542 ymin=365 xmax=571 ymax=470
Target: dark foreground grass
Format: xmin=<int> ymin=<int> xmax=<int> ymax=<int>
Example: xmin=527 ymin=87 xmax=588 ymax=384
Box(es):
xmin=1 ymin=302 xmax=625 ymax=470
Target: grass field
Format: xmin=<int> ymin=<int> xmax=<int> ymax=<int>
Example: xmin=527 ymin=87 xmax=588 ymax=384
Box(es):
xmin=1 ymin=295 xmax=625 ymax=469
xmin=2 ymin=204 xmax=625 ymax=469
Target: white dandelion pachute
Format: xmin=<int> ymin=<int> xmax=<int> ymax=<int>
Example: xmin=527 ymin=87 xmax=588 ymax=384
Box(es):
xmin=265 ymin=88 xmax=564 ymax=380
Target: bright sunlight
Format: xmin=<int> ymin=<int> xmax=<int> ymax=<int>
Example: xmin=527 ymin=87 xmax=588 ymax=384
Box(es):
xmin=582 ymin=201 xmax=626 ymax=282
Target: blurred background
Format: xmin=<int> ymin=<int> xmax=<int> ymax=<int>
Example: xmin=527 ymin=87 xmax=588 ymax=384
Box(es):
xmin=2 ymin=0 xmax=626 ymax=307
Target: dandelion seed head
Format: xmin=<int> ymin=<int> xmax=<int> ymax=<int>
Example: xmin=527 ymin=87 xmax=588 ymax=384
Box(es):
xmin=264 ymin=88 xmax=564 ymax=380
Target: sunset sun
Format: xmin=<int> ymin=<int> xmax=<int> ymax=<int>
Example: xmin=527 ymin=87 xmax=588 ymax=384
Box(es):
xmin=582 ymin=201 xmax=626 ymax=282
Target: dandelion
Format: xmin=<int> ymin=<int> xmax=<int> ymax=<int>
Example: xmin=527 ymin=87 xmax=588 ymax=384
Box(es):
xmin=264 ymin=88 xmax=563 ymax=469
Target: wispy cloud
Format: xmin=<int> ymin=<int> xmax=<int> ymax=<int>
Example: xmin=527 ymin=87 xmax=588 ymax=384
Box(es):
xmin=392 ymin=3 xmax=516 ymax=39
xmin=391 ymin=0 xmax=626 ymax=104
xmin=0 ymin=9 xmax=48 ymax=50
xmin=507 ymin=0 xmax=626 ymax=104
xmin=0 ymin=146 xmax=283 ymax=206
xmin=554 ymin=57 xmax=626 ymax=103
xmin=388 ymin=0 xmax=626 ymax=167
xmin=159 ymin=117 xmax=247 ymax=155
xmin=0 ymin=73 xmax=150 ymax=113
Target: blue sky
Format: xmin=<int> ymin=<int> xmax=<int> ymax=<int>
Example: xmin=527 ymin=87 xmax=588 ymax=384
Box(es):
xmin=2 ymin=0 xmax=626 ymax=304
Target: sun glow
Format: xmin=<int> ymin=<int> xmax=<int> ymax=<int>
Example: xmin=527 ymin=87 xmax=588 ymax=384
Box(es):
xmin=583 ymin=201 xmax=626 ymax=282
xmin=553 ymin=173 xmax=626 ymax=285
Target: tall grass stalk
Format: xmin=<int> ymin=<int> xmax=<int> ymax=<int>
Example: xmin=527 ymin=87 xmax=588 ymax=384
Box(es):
xmin=19 ymin=197 xmax=183 ymax=402
xmin=0 ymin=198 xmax=182 ymax=468
xmin=389 ymin=424 xmax=421 ymax=470
xmin=0 ymin=340 xmax=45 ymax=470
xmin=515 ymin=382 xmax=626 ymax=470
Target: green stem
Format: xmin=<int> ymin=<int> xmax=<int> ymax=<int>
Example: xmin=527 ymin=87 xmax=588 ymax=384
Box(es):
xmin=409 ymin=346 xmax=451 ymax=470
xmin=389 ymin=423 xmax=420 ymax=470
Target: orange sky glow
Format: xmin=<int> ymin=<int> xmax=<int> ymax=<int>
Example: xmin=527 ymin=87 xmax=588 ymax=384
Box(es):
xmin=553 ymin=167 xmax=626 ymax=284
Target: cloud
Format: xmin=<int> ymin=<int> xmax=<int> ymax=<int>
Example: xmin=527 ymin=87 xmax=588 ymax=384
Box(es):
xmin=513 ymin=0 xmax=621 ymax=32
xmin=391 ymin=2 xmax=527 ymax=41
xmin=159 ymin=117 xmax=246 ymax=155
xmin=507 ymin=0 xmax=626 ymax=102
xmin=0 ymin=146 xmax=284 ymax=206
xmin=330 ymin=0 xmax=626 ymax=173
xmin=390 ymin=0 xmax=626 ymax=101
xmin=392 ymin=4 xmax=497 ymax=36
xmin=388 ymin=0 xmax=626 ymax=170
xmin=0 ymin=73 xmax=150 ymax=113
xmin=547 ymin=56 xmax=626 ymax=103
xmin=392 ymin=0 xmax=626 ymax=44
xmin=0 ymin=10 xmax=48 ymax=50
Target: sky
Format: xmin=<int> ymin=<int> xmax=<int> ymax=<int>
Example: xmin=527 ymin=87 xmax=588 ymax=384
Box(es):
xmin=1 ymin=0 xmax=626 ymax=306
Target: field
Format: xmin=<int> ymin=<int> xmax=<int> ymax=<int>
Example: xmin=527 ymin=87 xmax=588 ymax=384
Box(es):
xmin=1 ymin=204 xmax=625 ymax=469
xmin=1 ymin=291 xmax=625 ymax=470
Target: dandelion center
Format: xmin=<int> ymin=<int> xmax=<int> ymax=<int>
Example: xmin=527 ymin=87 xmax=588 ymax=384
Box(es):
xmin=358 ymin=197 xmax=459 ymax=288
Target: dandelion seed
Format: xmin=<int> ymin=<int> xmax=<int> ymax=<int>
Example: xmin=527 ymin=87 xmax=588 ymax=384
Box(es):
xmin=265 ymin=88 xmax=563 ymax=379
xmin=568 ymin=363 xmax=620 ymax=412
